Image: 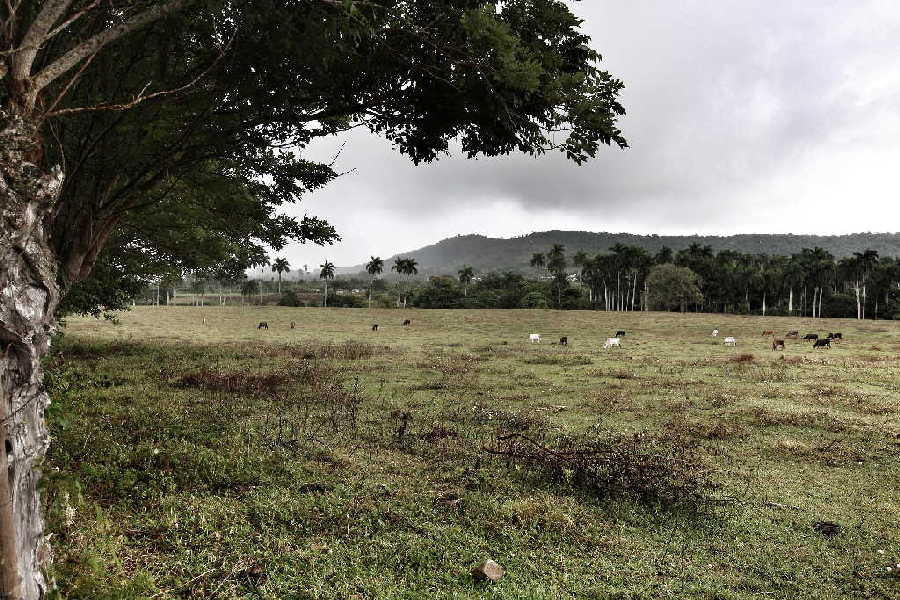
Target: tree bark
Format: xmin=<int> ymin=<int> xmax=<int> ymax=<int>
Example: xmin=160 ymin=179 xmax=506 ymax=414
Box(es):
xmin=0 ymin=111 xmax=60 ymax=599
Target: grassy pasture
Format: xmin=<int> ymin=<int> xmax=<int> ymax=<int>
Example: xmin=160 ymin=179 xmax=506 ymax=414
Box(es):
xmin=46 ymin=307 xmax=899 ymax=599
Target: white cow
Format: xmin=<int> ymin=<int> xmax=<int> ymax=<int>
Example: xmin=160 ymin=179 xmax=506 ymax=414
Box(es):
xmin=723 ymin=336 xmax=736 ymax=346
xmin=603 ymin=337 xmax=621 ymax=349
xmin=712 ymin=329 xmax=719 ymax=337
xmin=529 ymin=333 xmax=541 ymax=344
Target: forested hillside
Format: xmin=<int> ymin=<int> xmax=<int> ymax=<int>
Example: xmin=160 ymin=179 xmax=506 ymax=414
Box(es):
xmin=348 ymin=231 xmax=900 ymax=275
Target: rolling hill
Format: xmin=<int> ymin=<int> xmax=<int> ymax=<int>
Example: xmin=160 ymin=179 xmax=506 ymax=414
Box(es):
xmin=342 ymin=230 xmax=900 ymax=276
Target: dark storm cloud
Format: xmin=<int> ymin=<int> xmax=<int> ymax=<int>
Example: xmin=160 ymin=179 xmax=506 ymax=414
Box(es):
xmin=286 ymin=0 xmax=900 ymax=267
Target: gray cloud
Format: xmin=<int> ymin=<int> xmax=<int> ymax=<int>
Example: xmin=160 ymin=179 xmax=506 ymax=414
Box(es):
xmin=281 ymin=0 xmax=900 ymax=269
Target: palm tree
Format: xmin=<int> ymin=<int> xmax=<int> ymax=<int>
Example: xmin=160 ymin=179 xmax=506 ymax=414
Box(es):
xmin=529 ymin=252 xmax=545 ymax=270
xmin=271 ymin=257 xmax=290 ymax=293
xmin=365 ymin=256 xmax=384 ymax=309
xmin=458 ymin=265 xmax=475 ymax=297
xmin=392 ymin=257 xmax=419 ymax=308
xmin=319 ymin=261 xmax=335 ymax=307
xmin=854 ymin=249 xmax=879 ymax=319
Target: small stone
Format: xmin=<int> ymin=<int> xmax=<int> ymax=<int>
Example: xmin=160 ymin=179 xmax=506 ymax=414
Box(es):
xmin=472 ymin=559 xmax=505 ymax=582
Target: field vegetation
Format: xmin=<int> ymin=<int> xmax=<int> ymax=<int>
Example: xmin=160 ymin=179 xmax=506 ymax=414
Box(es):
xmin=46 ymin=307 xmax=899 ymax=599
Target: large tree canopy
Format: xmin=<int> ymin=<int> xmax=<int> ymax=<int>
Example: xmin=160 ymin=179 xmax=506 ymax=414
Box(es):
xmin=24 ymin=0 xmax=627 ymax=314
xmin=1 ymin=1 xmax=626 ymax=597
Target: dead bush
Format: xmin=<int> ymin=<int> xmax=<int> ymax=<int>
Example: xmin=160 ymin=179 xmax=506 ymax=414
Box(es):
xmin=483 ymin=427 xmax=718 ymax=507
xmin=175 ymin=370 xmax=287 ymax=395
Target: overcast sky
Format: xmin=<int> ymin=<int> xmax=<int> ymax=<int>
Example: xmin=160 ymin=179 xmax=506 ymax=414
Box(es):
xmin=274 ymin=0 xmax=900 ymax=273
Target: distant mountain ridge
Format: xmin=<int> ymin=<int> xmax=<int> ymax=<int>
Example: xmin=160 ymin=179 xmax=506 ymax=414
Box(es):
xmin=343 ymin=230 xmax=900 ymax=276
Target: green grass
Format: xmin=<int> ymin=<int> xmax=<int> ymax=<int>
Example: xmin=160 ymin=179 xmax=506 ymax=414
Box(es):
xmin=45 ymin=307 xmax=900 ymax=599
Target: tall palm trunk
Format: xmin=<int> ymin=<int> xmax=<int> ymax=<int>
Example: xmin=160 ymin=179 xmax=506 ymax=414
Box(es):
xmin=616 ymin=271 xmax=620 ymax=311
xmin=862 ymin=285 xmax=866 ymax=319
xmin=323 ymin=280 xmax=328 ymax=307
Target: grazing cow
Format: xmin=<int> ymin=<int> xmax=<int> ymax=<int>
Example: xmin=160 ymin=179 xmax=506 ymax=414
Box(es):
xmin=290 ymin=321 xmax=296 ymax=329
xmin=772 ymin=338 xmax=785 ymax=351
xmin=723 ymin=337 xmax=736 ymax=347
xmin=529 ymin=333 xmax=541 ymax=344
xmin=402 ymin=319 xmax=411 ymax=326
xmin=786 ymin=331 xmax=799 ymax=339
xmin=803 ymin=333 xmax=818 ymax=341
xmin=371 ymin=324 xmax=379 ymax=331
xmin=257 ymin=321 xmax=268 ymax=330
xmin=813 ymin=338 xmax=831 ymax=349
xmin=615 ymin=330 xmax=626 ymax=337
xmin=712 ymin=329 xmax=719 ymax=337
xmin=827 ymin=332 xmax=842 ymax=341
xmin=603 ymin=337 xmax=621 ymax=349
xmin=559 ymin=336 xmax=568 ymax=346
xmin=762 ymin=330 xmax=774 ymax=336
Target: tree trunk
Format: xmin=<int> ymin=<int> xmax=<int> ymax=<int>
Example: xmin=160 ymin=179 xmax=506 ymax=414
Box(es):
xmin=323 ymin=281 xmax=328 ymax=307
xmin=788 ymin=288 xmax=793 ymax=314
xmin=616 ymin=272 xmax=620 ymax=311
xmin=631 ymin=273 xmax=638 ymax=311
xmin=854 ymin=283 xmax=861 ymax=320
xmin=0 ymin=111 xmax=60 ymax=599
xmin=862 ymin=284 xmax=866 ymax=319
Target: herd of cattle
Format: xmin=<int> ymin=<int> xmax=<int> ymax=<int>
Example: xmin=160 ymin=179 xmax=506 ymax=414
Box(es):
xmin=712 ymin=328 xmax=844 ymax=350
xmin=255 ymin=318 xmax=846 ymax=352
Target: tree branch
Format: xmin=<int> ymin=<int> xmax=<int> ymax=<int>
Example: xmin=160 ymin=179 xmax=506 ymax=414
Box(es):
xmin=31 ymin=0 xmax=187 ymax=99
xmin=8 ymin=0 xmax=74 ymax=81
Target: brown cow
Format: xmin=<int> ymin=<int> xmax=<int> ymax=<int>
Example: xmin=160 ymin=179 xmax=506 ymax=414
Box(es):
xmin=786 ymin=331 xmax=799 ymax=339
xmin=772 ymin=338 xmax=785 ymax=351
xmin=762 ymin=330 xmax=774 ymax=336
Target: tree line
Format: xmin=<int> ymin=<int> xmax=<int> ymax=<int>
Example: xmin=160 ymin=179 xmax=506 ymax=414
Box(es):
xmin=407 ymin=243 xmax=900 ymax=319
xmin=156 ymin=243 xmax=900 ymax=320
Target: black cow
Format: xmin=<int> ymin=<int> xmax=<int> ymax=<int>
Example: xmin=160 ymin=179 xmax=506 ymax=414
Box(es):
xmin=803 ymin=333 xmax=818 ymax=341
xmin=402 ymin=319 xmax=411 ymax=326
xmin=257 ymin=321 xmax=269 ymax=330
xmin=290 ymin=321 xmax=296 ymax=329
xmin=371 ymin=324 xmax=379 ymax=331
xmin=615 ymin=330 xmax=626 ymax=337
xmin=813 ymin=338 xmax=831 ymax=349
xmin=827 ymin=332 xmax=842 ymax=340
xmin=559 ymin=336 xmax=568 ymax=346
